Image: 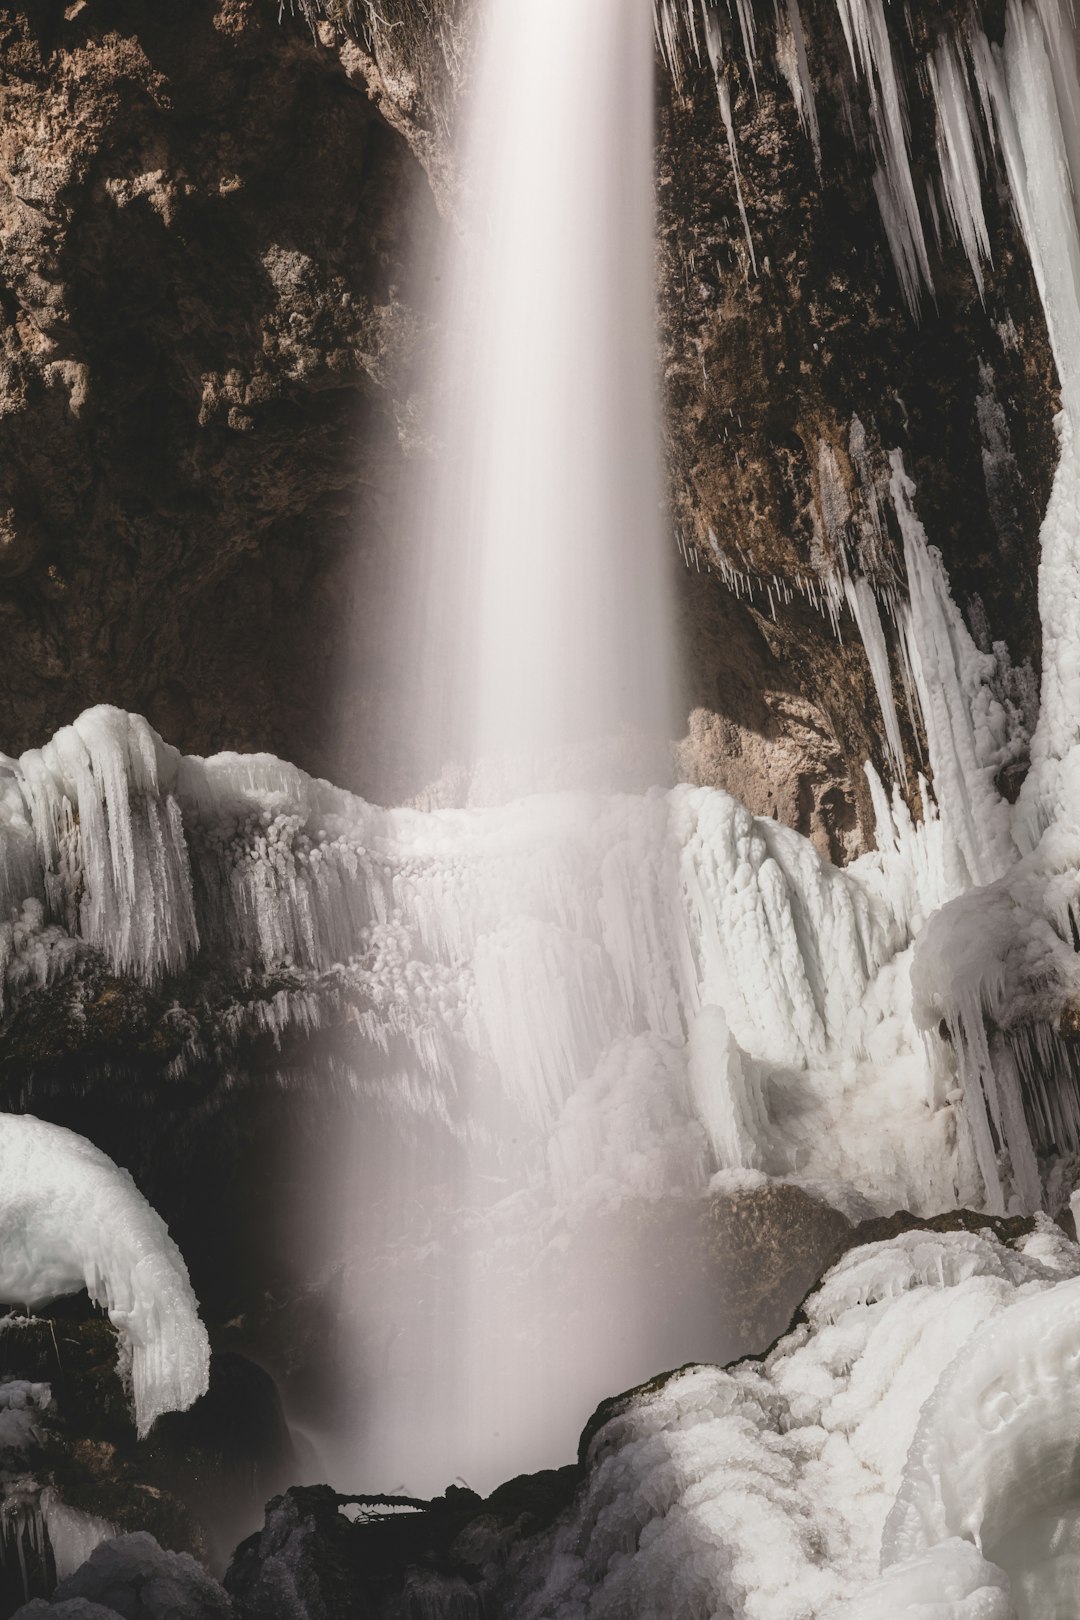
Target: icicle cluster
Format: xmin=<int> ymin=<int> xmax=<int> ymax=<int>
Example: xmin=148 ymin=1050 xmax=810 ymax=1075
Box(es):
xmin=664 ymin=0 xmax=1080 ymax=1211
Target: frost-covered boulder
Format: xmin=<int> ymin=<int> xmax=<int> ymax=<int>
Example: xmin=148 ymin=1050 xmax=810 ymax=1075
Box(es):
xmin=12 ymin=1531 xmax=232 ymax=1619
xmin=0 ymin=1115 xmax=209 ymax=1437
xmin=489 ymin=1221 xmax=1080 ymax=1618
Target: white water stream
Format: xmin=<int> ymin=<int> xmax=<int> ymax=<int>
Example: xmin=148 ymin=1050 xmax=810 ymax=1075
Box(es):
xmin=414 ymin=0 xmax=674 ymax=797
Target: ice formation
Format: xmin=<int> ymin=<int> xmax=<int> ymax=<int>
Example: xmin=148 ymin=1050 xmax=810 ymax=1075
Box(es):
xmin=654 ymin=0 xmax=1080 ymax=1218
xmin=0 ymin=704 xmax=979 ymax=1219
xmin=0 ymin=3 xmax=1077 ymax=1511
xmin=0 ymin=1114 xmax=209 ymax=1437
xmin=11 ymin=1531 xmax=232 ymax=1619
xmin=0 ymin=648 xmax=1061 ymax=1228
xmin=500 ymin=1223 xmax=1080 ymax=1620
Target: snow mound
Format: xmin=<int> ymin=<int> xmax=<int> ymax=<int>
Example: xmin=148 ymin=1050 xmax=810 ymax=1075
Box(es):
xmin=505 ymin=1223 xmax=1080 ymax=1619
xmin=0 ymin=1116 xmax=209 ymax=1437
xmin=13 ymin=1531 xmax=232 ymax=1620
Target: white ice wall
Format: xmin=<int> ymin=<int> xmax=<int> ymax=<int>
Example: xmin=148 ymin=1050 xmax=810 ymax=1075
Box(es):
xmin=0 ymin=704 xmax=982 ymax=1217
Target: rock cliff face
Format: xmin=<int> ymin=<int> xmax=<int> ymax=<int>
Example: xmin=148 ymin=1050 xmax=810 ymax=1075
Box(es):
xmin=656 ymin=0 xmax=1058 ymax=852
xmin=0 ymin=0 xmax=441 ymax=801
xmin=0 ymin=0 xmax=1060 ymax=852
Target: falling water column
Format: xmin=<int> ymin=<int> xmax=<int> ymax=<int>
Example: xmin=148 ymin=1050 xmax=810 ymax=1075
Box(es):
xmin=422 ymin=0 xmax=674 ymax=793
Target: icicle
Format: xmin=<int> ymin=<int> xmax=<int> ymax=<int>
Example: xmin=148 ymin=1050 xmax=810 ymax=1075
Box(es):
xmin=730 ymin=0 xmax=759 ymax=95
xmin=716 ymin=76 xmax=758 ymax=273
xmin=891 ymin=454 xmax=1017 ymax=889
xmin=833 ymin=0 xmax=933 ymax=313
xmin=775 ymin=0 xmax=821 ymax=161
xmin=928 ymin=38 xmax=992 ymax=297
xmin=843 ymin=572 xmax=908 ymax=782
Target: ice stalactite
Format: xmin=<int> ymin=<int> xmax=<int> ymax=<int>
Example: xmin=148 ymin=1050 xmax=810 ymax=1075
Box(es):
xmin=12 ymin=710 xmax=198 ymax=983
xmin=834 ymin=0 xmax=933 ymax=314
xmin=655 ymin=0 xmax=1078 ymax=345
xmin=891 ymin=454 xmax=1018 ymax=894
xmin=928 ymin=37 xmax=992 ymax=299
xmin=774 ymin=0 xmax=820 ymax=164
xmin=686 ymin=1005 xmax=772 ymax=1171
xmin=0 ymin=1114 xmax=209 ymax=1437
xmin=892 ymin=0 xmax=1080 ymax=1210
xmin=843 ymin=572 xmax=908 ymax=783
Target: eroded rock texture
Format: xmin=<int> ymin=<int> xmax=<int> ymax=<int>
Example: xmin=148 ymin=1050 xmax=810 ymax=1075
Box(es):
xmin=0 ymin=0 xmax=1062 ymax=855
xmin=0 ymin=0 xmax=441 ymax=801
xmin=656 ymin=0 xmax=1058 ymax=851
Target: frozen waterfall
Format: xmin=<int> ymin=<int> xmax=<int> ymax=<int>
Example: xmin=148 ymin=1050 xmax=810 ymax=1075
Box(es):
xmin=9 ymin=0 xmax=1080 ymax=1605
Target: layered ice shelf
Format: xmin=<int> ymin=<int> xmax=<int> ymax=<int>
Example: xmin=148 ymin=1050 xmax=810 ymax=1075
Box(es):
xmin=0 ymin=699 xmax=1048 ymax=1220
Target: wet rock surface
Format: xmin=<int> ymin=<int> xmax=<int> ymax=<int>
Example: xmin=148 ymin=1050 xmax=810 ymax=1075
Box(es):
xmin=0 ymin=1297 xmax=296 ymax=1605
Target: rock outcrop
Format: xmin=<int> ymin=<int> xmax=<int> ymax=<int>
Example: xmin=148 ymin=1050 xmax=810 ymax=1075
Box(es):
xmin=0 ymin=0 xmax=1060 ymax=855
xmin=0 ymin=0 xmax=441 ymax=803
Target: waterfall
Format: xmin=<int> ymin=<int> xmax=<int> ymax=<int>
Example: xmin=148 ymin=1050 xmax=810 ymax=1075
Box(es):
xmin=413 ymin=0 xmax=674 ymax=798
xmin=10 ymin=0 xmax=1080 ymax=1594
xmin=331 ymin=0 xmax=685 ymax=1491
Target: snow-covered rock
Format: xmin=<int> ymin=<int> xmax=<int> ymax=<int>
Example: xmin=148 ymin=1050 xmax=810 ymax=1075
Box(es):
xmin=0 ymin=1115 xmax=209 ymax=1437
xmin=12 ymin=1531 xmax=232 ymax=1620
xmin=497 ymin=1221 xmax=1080 ymax=1620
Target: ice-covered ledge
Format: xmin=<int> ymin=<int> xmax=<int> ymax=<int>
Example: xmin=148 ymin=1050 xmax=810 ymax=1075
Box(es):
xmin=0 ymin=702 xmax=1066 ymax=1224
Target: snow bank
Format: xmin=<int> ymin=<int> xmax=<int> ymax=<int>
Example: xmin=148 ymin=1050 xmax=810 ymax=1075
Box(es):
xmin=0 ymin=1115 xmax=209 ymax=1437
xmin=504 ymin=1223 xmax=1080 ymax=1619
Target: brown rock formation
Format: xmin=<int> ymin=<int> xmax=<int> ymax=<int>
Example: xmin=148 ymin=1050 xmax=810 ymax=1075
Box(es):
xmin=0 ymin=0 xmax=1061 ymax=856
xmin=0 ymin=0 xmax=441 ymax=800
